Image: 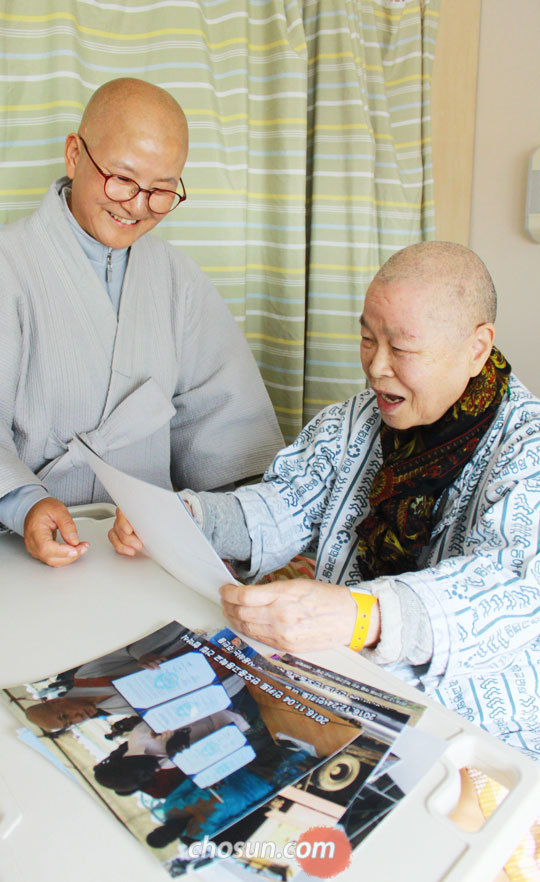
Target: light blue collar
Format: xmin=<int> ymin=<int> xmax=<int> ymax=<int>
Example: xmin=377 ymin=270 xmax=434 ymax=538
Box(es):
xmin=59 ymin=183 xmax=129 ymax=313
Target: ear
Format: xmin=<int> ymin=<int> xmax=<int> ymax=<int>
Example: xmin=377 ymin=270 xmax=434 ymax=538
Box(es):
xmin=470 ymin=323 xmax=495 ymax=376
xmin=64 ymin=133 xmax=82 ymax=180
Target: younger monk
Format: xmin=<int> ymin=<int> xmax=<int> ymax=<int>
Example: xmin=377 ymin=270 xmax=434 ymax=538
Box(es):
xmin=0 ymin=78 xmax=282 ymax=567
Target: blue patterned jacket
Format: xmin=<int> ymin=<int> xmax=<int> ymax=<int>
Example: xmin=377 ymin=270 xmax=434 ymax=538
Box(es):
xmin=235 ymin=374 xmax=540 ymax=759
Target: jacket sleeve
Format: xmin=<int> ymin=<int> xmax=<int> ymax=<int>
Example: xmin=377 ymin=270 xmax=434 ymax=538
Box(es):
xmin=0 ymin=255 xmax=47 ymax=507
xmin=168 ymin=253 xmax=283 ymax=491
xmin=233 ymin=401 xmax=353 ymax=578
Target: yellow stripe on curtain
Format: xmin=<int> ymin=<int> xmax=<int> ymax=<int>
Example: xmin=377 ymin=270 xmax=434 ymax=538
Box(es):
xmin=0 ymin=0 xmax=439 ymax=441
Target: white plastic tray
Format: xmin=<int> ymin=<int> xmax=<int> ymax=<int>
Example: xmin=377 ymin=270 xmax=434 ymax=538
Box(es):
xmin=1 ymin=507 xmax=538 ymax=882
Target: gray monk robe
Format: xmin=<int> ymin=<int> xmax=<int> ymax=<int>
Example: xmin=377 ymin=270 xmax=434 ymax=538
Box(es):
xmin=0 ymin=178 xmax=283 ymax=512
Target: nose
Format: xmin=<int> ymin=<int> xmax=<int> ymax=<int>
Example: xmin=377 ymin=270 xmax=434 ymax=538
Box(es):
xmin=122 ymin=189 xmax=150 ymax=216
xmin=366 ymin=343 xmax=394 ymax=379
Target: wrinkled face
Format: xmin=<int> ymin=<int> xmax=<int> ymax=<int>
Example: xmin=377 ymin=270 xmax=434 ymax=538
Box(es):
xmin=64 ymin=126 xmax=187 ymax=249
xmin=33 ymin=696 xmax=98 ymax=730
xmin=360 ymin=279 xmax=481 ymax=430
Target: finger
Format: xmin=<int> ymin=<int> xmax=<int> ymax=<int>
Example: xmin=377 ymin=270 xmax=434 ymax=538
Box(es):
xmin=125 ymin=532 xmax=143 ymax=551
xmin=223 ymin=610 xmax=302 ymax=652
xmin=31 ymin=539 xmax=89 ymax=568
xmin=25 ymin=521 xmax=88 ymax=567
xmin=115 ymin=508 xmax=135 ymax=535
xmin=221 ymin=598 xmax=287 ymax=627
xmin=224 ymin=608 xmax=330 ymax=653
xmin=55 ymin=509 xmax=82 ymax=547
xmin=219 ymin=582 xmax=282 ymax=607
xmin=114 ymin=511 xmax=143 ymax=549
xmin=108 ymin=526 xmax=137 ymax=556
xmin=222 ymin=611 xmax=273 ymax=646
xmin=116 ymin=528 xmax=142 ymax=551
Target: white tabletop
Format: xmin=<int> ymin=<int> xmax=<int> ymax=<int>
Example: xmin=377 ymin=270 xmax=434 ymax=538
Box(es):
xmin=1 ymin=510 xmax=539 ymax=882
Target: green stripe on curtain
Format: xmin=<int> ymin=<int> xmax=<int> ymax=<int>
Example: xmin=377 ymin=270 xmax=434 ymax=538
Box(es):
xmin=0 ymin=0 xmax=439 ymax=442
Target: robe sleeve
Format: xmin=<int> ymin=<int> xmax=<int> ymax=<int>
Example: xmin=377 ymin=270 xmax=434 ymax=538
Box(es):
xmin=232 ymin=401 xmax=352 ymax=578
xmin=168 ymin=256 xmax=283 ymax=491
xmin=0 ymin=258 xmax=48 ymax=501
xmin=0 ymin=484 xmax=50 ymax=534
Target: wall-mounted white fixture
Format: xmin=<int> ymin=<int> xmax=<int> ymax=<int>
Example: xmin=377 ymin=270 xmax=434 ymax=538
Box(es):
xmin=526 ymin=146 xmax=540 ymax=242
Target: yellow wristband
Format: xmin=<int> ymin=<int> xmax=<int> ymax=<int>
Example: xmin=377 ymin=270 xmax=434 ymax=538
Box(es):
xmin=349 ymin=592 xmax=377 ymax=652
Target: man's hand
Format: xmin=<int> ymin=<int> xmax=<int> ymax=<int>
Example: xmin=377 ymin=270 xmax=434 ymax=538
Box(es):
xmin=108 ymin=508 xmax=143 ymax=556
xmin=219 ymin=579 xmax=361 ymax=652
xmin=24 ymin=497 xmax=89 ymax=568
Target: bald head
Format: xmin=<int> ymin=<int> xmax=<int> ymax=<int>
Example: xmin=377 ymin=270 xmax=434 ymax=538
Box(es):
xmin=80 ymin=78 xmax=188 ymax=152
xmin=361 ymin=242 xmax=497 ymax=429
xmin=25 ymin=696 xmax=100 ymax=731
xmin=373 ymin=242 xmax=497 ymax=330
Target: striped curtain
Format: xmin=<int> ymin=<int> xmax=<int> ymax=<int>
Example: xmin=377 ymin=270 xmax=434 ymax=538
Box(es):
xmin=0 ymin=0 xmax=439 ymax=441
xmin=302 ymin=0 xmax=439 ymax=425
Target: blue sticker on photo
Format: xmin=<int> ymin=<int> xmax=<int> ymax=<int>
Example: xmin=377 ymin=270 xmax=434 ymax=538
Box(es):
xmin=113 ymin=651 xmax=216 ymax=710
xmin=142 ymin=684 xmax=231 ymax=732
xmin=193 ymin=744 xmax=256 ymax=788
xmin=173 ymin=723 xmax=247 ymax=775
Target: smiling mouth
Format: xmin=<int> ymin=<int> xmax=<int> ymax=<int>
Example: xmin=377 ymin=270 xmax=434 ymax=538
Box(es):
xmin=109 ymin=211 xmax=138 ymax=226
xmin=377 ymin=391 xmax=404 ymax=404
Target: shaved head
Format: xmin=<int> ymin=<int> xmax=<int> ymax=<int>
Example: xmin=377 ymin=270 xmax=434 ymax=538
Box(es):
xmin=25 ymin=696 xmax=100 ymax=731
xmin=373 ymin=241 xmax=497 ymax=330
xmin=361 ymin=241 xmax=497 ymax=428
xmin=79 ymin=77 xmax=188 ymax=152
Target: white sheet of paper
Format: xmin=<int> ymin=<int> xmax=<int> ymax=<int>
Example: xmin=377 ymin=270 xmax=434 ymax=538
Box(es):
xmin=73 ymin=436 xmax=239 ymax=602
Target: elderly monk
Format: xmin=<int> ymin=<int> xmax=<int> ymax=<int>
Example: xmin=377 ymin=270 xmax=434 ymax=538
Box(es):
xmin=0 ymin=78 xmax=282 ymax=567
xmin=110 ymin=242 xmax=540 ymax=759
xmin=25 ymin=692 xmax=133 ymax=731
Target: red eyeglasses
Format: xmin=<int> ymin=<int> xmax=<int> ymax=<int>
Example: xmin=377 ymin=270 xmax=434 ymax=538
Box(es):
xmin=79 ymin=135 xmax=187 ymax=214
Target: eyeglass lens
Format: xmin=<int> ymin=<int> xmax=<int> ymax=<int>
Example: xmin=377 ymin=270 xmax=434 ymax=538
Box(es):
xmin=104 ymin=177 xmax=181 ymax=212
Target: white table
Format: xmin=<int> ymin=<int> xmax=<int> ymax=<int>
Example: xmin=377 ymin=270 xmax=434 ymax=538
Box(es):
xmin=1 ymin=508 xmax=539 ymax=882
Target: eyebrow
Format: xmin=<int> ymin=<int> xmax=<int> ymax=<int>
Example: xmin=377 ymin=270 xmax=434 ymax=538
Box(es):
xmin=359 ymin=314 xmax=419 ymax=341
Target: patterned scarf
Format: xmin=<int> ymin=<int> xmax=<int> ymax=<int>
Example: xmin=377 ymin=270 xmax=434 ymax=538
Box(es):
xmin=355 ymin=348 xmax=511 ymax=579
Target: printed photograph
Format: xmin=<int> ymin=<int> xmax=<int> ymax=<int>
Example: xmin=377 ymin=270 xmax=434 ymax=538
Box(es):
xmin=2 ymin=621 xmax=399 ymax=878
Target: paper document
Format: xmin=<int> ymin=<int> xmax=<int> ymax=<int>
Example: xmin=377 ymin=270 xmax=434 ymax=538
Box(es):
xmin=74 ymin=435 xmax=238 ymax=602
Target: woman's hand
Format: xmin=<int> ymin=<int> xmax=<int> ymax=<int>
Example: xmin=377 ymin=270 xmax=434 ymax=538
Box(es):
xmin=219 ymin=578 xmax=359 ymax=652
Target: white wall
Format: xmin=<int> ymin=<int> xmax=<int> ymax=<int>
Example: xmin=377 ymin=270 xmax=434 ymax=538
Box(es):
xmin=469 ymin=0 xmax=540 ymax=395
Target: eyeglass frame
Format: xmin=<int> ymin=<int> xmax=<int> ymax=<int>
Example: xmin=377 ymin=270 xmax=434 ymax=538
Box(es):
xmin=77 ymin=135 xmax=187 ymax=214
